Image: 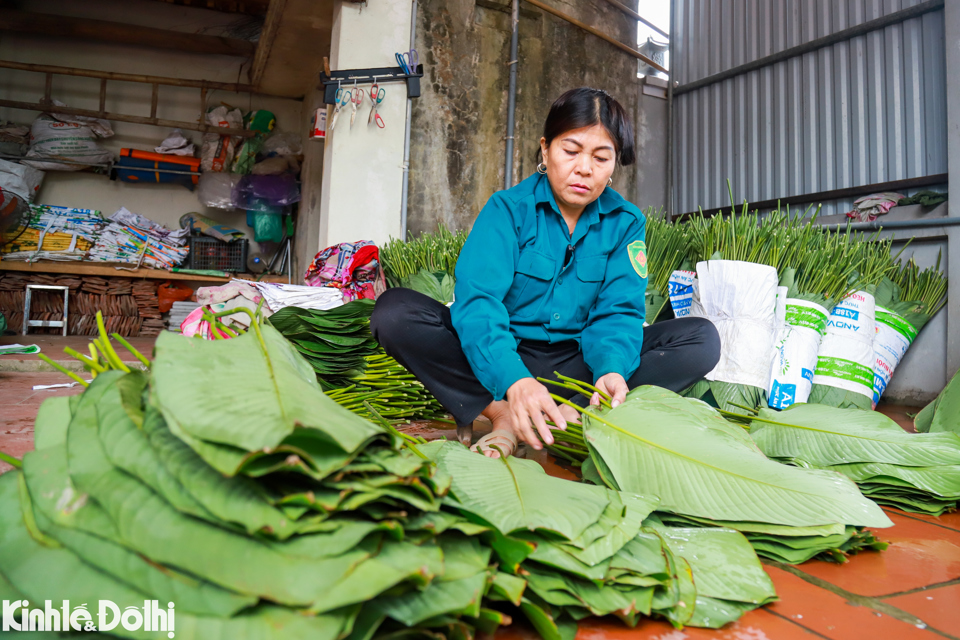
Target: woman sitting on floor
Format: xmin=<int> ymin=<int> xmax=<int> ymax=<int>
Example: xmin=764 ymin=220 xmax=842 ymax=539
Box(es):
xmin=372 ymin=87 xmax=720 ymax=457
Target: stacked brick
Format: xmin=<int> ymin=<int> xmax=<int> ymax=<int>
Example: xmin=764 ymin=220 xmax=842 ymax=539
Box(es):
xmin=0 ymin=273 xmax=162 ymax=336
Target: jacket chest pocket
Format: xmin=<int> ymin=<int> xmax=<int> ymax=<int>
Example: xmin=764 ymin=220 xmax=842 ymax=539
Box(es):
xmin=575 ymin=255 xmax=607 ymax=321
xmin=504 ymin=249 xmax=557 ymax=320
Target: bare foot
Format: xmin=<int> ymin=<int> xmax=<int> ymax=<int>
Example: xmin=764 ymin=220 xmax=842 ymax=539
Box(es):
xmin=479 ymin=401 xmax=515 ymax=457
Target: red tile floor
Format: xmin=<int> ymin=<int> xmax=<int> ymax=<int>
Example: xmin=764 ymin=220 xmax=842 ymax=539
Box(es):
xmin=1 ymin=337 xmax=958 ymax=639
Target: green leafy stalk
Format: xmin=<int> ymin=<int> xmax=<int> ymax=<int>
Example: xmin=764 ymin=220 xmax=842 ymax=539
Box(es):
xmin=0 ymin=450 xmax=22 ymax=469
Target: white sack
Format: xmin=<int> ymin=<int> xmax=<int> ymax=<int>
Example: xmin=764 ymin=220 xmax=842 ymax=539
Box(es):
xmin=23 ymin=114 xmax=114 ymax=171
xmin=0 ymin=158 xmax=43 ymax=202
xmin=767 ymin=299 xmax=829 ymax=409
xmin=812 ymin=291 xmax=876 ymax=399
xmin=200 ymin=106 xmax=243 ymax=172
xmin=694 ymin=260 xmax=780 ymax=389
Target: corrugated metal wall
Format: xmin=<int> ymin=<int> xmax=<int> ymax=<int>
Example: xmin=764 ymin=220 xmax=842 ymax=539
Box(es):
xmin=672 ymin=0 xmax=947 ymax=216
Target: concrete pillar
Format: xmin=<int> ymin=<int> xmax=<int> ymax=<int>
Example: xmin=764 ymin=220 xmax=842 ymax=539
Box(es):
xmin=317 ymin=0 xmax=413 ymax=250
xmin=944 ymin=0 xmax=960 ymax=378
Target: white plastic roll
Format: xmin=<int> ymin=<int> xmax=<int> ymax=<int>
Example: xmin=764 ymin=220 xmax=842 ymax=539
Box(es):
xmin=871 ymin=307 xmax=918 ymax=407
xmin=812 ymin=291 xmax=876 ymax=399
xmin=668 ymin=269 xmax=697 ymax=318
xmin=767 ymin=299 xmax=829 ymax=408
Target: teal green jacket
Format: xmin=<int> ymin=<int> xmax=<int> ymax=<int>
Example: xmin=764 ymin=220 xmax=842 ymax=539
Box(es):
xmin=451 ymin=172 xmax=648 ymax=400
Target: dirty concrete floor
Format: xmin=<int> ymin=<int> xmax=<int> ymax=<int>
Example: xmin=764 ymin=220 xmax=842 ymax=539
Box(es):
xmin=1 ymin=364 xmax=958 ymax=639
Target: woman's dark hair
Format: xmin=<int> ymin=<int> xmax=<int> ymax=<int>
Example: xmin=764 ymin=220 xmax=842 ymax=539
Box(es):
xmin=539 ymin=87 xmax=636 ymax=166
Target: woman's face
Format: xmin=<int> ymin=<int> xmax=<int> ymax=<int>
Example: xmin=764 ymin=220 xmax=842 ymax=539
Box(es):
xmin=540 ymin=124 xmax=617 ymax=214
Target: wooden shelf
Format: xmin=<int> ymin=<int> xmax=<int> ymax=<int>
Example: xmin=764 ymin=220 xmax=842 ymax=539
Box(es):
xmin=0 ymin=260 xmax=290 ymax=284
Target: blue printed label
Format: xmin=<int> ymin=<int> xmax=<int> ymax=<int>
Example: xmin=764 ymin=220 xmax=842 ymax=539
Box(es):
xmin=801 ymin=368 xmax=814 ymax=382
xmin=833 ymin=307 xmax=860 ymax=321
xmin=668 ymin=281 xmax=692 ymax=296
xmin=769 ymin=381 xmax=797 ymax=409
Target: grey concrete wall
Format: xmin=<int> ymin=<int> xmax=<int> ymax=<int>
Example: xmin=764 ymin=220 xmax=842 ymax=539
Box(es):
xmin=634 ymin=88 xmax=668 ymax=214
xmin=407 ymin=0 xmax=657 ymax=235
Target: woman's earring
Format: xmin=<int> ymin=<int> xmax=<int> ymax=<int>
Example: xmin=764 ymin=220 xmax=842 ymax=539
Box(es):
xmin=537 ymin=162 xmax=547 ymax=174
xmin=608 ymin=177 xmax=613 ymax=186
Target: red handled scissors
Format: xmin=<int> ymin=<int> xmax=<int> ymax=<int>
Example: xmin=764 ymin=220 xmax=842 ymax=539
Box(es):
xmin=368 ymin=82 xmax=385 ymax=129
xmin=350 ymin=86 xmax=365 ymax=127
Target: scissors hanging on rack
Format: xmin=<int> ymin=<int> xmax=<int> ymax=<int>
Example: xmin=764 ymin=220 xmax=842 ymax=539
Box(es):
xmin=368 ymin=82 xmax=385 ymax=128
xmin=330 ymin=86 xmax=351 ymax=130
xmin=395 ymin=49 xmax=419 ymax=75
xmin=350 ymin=85 xmax=365 ymax=127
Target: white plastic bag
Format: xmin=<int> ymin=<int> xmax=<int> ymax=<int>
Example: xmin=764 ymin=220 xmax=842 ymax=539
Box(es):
xmin=812 ymin=291 xmax=876 ymax=399
xmin=872 ymin=307 xmax=918 ymax=407
xmin=694 ymin=260 xmax=780 ymax=389
xmin=156 ymin=128 xmax=196 ymax=156
xmin=197 ymin=172 xmax=240 ymax=209
xmin=768 ymin=299 xmax=830 ymax=408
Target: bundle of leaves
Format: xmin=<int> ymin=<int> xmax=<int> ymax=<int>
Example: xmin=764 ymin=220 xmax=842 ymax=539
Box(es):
xmin=268 ymin=301 xmax=381 ymax=389
xmin=328 ymin=352 xmax=447 ymax=422
xmin=874 ymin=254 xmax=948 ymax=333
xmin=807 ymin=234 xmax=904 ymax=411
xmin=552 ymin=383 xmax=893 ymax=564
xmin=268 ymin=302 xmax=447 ymax=421
xmin=643 ymin=212 xmax=693 ymax=324
xmin=380 ymin=224 xmax=467 ymax=304
xmin=742 ymin=403 xmax=960 ymax=517
xmin=0 ymin=318 xmax=781 ymax=638
xmin=916 ymin=367 xmax=960 ymax=435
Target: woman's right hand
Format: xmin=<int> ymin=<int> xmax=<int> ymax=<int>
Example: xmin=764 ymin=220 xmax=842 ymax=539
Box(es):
xmin=505 ymin=377 xmax=568 ymax=450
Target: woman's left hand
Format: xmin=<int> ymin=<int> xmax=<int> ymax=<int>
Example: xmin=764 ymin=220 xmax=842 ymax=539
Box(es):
xmin=593 ymin=372 xmax=627 ymax=408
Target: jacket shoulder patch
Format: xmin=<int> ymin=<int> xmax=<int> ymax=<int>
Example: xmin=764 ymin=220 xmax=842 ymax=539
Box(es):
xmin=627 ymin=240 xmax=647 ymax=278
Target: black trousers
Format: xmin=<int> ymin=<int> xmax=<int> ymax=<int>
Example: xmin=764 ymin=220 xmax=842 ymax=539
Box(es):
xmin=370 ymin=288 xmax=721 ymax=426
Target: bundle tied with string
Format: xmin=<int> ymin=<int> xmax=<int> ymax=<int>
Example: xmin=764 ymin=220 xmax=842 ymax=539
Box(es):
xmin=871 ymin=255 xmax=948 ymax=407
xmin=767 ymin=225 xmax=857 ymax=409
xmin=808 ymin=236 xmax=902 ymax=411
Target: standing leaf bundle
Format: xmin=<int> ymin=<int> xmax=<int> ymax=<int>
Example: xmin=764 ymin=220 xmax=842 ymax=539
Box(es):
xmin=381 ymin=224 xmax=467 ymax=304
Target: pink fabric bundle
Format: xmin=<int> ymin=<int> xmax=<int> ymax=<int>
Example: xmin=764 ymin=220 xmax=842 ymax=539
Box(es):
xmin=303 ymin=240 xmax=386 ymax=302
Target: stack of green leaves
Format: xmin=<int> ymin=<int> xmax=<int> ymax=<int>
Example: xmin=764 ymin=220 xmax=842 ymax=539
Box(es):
xmin=916 ymin=367 xmax=960 ymax=434
xmin=0 ymin=321 xmax=786 ymax=638
xmin=743 ymin=403 xmax=960 ymax=517
xmin=268 ymin=301 xmax=380 ymax=389
xmin=424 ymin=441 xmax=777 ymax=633
xmin=380 ymin=224 xmax=468 ymax=304
xmin=555 ymin=384 xmax=893 ymax=564
xmin=327 ymin=352 xmax=447 ymax=422
xmin=268 ymin=302 xmax=448 ymax=421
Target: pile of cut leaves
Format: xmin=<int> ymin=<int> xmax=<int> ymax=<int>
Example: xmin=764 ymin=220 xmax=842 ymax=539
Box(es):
xmin=0 ymin=314 xmax=778 ymax=638
xmin=550 ymin=383 xmax=893 ymax=564
xmin=268 ymin=301 xmax=446 ymax=421
xmin=743 ymin=403 xmax=960 ymax=516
